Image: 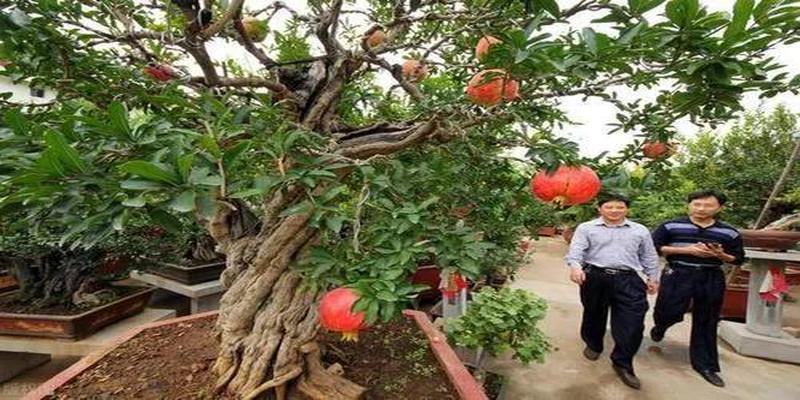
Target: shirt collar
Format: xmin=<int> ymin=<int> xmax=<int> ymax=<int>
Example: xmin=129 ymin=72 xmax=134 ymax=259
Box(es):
xmin=593 ymin=217 xmax=631 ymax=227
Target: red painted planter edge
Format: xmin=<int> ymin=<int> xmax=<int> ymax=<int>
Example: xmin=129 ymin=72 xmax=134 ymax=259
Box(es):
xmin=403 ymin=310 xmax=489 ymax=400
xmin=25 ymin=310 xmax=486 ymax=400
xmin=22 ymin=310 xmax=220 ymax=400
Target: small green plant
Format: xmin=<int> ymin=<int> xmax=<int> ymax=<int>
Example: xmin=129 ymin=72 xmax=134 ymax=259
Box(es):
xmin=447 ymin=287 xmax=551 ymax=366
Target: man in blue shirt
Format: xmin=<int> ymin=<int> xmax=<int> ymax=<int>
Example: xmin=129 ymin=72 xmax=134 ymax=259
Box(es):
xmin=566 ymin=193 xmax=660 ymax=390
xmin=650 ymin=190 xmax=745 ymax=388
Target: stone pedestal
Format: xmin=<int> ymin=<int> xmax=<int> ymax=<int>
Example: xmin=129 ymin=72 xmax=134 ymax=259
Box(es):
xmin=129 ymin=270 xmax=223 ymax=313
xmin=719 ymin=250 xmax=800 ymax=364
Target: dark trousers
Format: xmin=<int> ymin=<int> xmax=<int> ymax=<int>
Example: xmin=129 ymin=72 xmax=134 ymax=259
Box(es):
xmin=653 ymin=265 xmax=726 ymax=372
xmin=580 ymin=268 xmax=648 ymax=373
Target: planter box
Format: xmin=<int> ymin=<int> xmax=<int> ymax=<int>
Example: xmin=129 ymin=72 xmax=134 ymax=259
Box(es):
xmin=536 ymin=226 xmax=557 ymax=237
xmin=0 ymin=271 xmax=18 ymax=294
xmin=411 ymin=264 xmax=442 ymax=302
xmin=149 ymin=260 xmax=225 ymax=285
xmin=24 ymin=310 xmax=487 ymax=400
xmin=721 ymin=285 xmax=748 ymax=320
xmin=0 ymin=287 xmax=154 ymax=340
xmin=740 ymin=229 xmax=800 ymax=251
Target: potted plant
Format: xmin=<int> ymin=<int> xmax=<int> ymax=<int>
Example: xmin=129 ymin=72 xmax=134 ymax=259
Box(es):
xmin=447 ymin=287 xmax=551 ymax=397
xmin=147 ymin=230 xmax=227 ymax=285
xmin=0 ymin=231 xmax=154 ymax=339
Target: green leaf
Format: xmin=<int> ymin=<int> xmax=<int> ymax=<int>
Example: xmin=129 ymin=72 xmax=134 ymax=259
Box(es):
xmin=121 ymin=161 xmax=180 ymax=186
xmin=325 ymin=215 xmax=344 ymax=234
xmin=366 ymin=300 xmax=380 ymax=324
xmin=629 ymin=0 xmax=666 ymax=14
xmin=169 ymin=190 xmax=196 ymax=212
xmin=199 ymin=135 xmax=222 ymax=158
xmin=107 ymin=101 xmax=131 ymax=139
xmin=43 ymin=130 xmax=86 ymax=174
xmin=376 ymin=291 xmax=398 ymax=302
xmin=177 ymin=154 xmax=194 ymax=182
xmin=122 ymin=195 xmax=146 ymax=208
xmin=222 ymin=140 xmax=251 ymax=168
xmin=535 ymin=0 xmax=560 ymax=17
xmin=618 ymin=21 xmax=648 ymax=45
xmin=120 ymin=179 xmax=164 ymax=191
xmin=724 ymin=0 xmax=755 ymax=43
xmin=583 ymin=28 xmax=597 ymax=54
xmin=665 ymin=0 xmax=699 ymax=27
xmin=148 ymin=208 xmax=183 ymax=234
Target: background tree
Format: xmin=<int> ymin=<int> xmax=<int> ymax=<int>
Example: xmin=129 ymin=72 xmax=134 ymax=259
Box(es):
xmin=2 ymin=0 xmax=799 ymax=398
xmin=674 ymin=106 xmax=799 ymax=226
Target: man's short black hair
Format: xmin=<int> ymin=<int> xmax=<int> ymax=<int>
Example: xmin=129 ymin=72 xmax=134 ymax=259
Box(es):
xmin=597 ymin=193 xmax=631 ymax=207
xmin=687 ymin=189 xmax=727 ymax=205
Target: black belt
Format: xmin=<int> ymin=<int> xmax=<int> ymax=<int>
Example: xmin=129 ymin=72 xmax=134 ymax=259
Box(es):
xmin=669 ymin=261 xmax=722 ymax=270
xmin=584 ymin=265 xmax=636 ymax=276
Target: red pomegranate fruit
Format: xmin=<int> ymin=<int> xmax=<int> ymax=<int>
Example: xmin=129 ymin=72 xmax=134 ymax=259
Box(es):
xmin=642 ymin=141 xmax=673 ymax=159
xmin=402 ymin=59 xmax=428 ymax=81
xmin=531 ymin=165 xmax=601 ymax=206
xmin=319 ymin=287 xmax=366 ymax=341
xmin=466 ymin=69 xmax=519 ymax=107
xmin=475 ymin=35 xmax=501 ymax=60
xmin=366 ymin=29 xmax=386 ymax=48
xmin=143 ymin=63 xmax=178 ymax=82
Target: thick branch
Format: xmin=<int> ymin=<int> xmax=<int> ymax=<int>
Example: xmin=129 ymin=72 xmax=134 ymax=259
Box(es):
xmin=190 ymin=76 xmax=289 ymax=93
xmin=315 ymin=0 xmax=345 ymax=55
xmin=337 ymin=118 xmax=440 ymax=159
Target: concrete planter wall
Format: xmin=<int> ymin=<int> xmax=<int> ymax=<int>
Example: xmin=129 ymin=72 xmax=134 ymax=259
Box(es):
xmin=25 ymin=309 xmax=487 ymax=400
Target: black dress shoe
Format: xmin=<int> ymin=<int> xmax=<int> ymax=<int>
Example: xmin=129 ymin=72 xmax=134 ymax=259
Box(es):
xmin=583 ymin=346 xmax=600 ymax=361
xmin=698 ymin=370 xmax=725 ymax=387
xmin=650 ymin=326 xmax=665 ymax=342
xmin=613 ymin=365 xmax=641 ymax=390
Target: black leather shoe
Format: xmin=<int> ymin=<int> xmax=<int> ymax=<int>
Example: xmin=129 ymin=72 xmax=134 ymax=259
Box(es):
xmin=650 ymin=326 xmax=665 ymax=342
xmin=613 ymin=365 xmax=641 ymax=390
xmin=583 ymin=346 xmax=600 ymax=361
xmin=698 ymin=370 xmax=725 ymax=387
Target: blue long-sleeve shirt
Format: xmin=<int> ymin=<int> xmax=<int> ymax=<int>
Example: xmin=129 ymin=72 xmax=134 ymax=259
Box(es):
xmin=565 ymin=218 xmax=660 ymax=282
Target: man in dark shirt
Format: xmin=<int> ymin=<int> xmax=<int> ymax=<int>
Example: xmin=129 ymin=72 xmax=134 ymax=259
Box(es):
xmin=650 ymin=190 xmax=745 ymax=388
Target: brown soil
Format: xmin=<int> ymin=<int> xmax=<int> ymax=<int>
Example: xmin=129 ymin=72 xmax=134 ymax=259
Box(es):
xmin=49 ymin=316 xmax=220 ymax=400
xmin=49 ymin=315 xmax=459 ymax=400
xmin=0 ymin=286 xmax=143 ymax=316
xmin=317 ymin=317 xmax=458 ymax=400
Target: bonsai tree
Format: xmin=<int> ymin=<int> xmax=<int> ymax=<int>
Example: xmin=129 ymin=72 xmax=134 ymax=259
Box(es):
xmin=446 ymin=287 xmax=551 ymax=377
xmin=2 ymin=0 xmax=799 ymax=398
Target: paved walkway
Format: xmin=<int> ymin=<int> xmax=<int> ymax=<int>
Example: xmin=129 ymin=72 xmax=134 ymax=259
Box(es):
xmin=490 ymin=237 xmax=800 ymax=400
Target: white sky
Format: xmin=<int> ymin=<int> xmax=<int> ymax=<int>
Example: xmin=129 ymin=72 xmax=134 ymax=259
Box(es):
xmin=545 ymin=0 xmax=800 ymax=157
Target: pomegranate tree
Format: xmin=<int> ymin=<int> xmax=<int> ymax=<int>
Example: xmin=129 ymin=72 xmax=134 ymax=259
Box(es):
xmin=7 ymin=1 xmax=798 ymax=399
xmin=531 ymin=165 xmax=601 ymax=206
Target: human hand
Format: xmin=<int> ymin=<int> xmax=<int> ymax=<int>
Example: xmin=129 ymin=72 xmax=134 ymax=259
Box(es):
xmin=570 ymin=268 xmax=586 ymax=285
xmin=704 ymin=242 xmax=727 ymax=260
xmin=647 ymin=279 xmax=659 ymax=295
xmin=686 ymin=243 xmax=717 ymax=258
